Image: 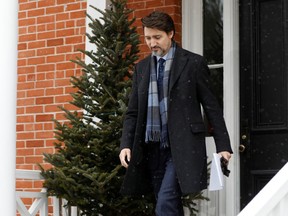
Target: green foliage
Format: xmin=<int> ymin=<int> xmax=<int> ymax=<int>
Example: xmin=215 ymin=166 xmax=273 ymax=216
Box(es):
xmin=39 ymin=0 xmax=155 ymax=215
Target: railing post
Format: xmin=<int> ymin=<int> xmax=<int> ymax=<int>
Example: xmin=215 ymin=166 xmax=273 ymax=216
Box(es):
xmin=0 ymin=0 xmax=18 ymax=215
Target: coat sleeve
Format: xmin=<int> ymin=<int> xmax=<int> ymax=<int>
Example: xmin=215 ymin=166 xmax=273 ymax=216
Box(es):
xmin=196 ymin=57 xmax=233 ymax=153
xmin=120 ymin=66 xmax=139 ymax=151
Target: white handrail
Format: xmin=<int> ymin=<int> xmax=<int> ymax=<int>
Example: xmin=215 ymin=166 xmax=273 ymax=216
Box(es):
xmin=238 ymin=162 xmax=288 ymax=216
xmin=16 ymin=169 xmax=79 ymax=216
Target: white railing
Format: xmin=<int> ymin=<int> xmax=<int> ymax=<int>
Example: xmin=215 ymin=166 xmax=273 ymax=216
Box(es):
xmin=16 ymin=169 xmax=79 ymax=216
xmin=238 ymin=162 xmax=288 ymax=216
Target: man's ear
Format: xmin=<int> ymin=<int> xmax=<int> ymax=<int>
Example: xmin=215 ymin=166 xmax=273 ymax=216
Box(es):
xmin=168 ymin=31 xmax=174 ymax=39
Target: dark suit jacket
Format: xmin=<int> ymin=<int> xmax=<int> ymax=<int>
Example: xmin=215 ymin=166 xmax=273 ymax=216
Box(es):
xmin=120 ymin=45 xmax=233 ymax=195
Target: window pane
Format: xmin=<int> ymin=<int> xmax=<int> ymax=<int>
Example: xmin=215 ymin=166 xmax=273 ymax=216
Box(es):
xmin=203 ymin=0 xmax=223 ymax=64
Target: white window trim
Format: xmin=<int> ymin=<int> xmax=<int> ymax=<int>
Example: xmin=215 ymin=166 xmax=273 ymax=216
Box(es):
xmin=182 ymin=0 xmax=240 ymax=215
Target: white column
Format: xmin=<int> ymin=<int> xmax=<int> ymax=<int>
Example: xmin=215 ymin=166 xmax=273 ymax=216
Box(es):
xmin=182 ymin=0 xmax=203 ymax=55
xmin=0 ymin=0 xmax=18 ymax=215
xmin=85 ymin=0 xmax=110 ymax=64
xmin=222 ymin=0 xmax=240 ymax=215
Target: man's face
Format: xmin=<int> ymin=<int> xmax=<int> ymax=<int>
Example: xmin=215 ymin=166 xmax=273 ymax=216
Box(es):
xmin=144 ymin=27 xmax=174 ymax=57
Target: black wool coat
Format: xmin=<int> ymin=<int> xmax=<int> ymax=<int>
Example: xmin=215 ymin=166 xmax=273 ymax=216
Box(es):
xmin=120 ymin=45 xmax=233 ymax=196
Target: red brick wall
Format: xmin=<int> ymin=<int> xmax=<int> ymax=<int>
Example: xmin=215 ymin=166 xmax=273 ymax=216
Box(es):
xmin=16 ymin=0 xmax=181 ymax=213
xmin=127 ymin=0 xmax=182 ymax=59
xmin=17 ymin=0 xmax=87 ymax=172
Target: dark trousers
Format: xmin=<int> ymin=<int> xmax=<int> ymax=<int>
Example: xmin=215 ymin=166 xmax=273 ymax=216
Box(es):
xmin=146 ymin=144 xmax=184 ymax=216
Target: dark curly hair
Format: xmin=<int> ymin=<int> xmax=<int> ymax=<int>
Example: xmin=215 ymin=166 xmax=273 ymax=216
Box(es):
xmin=141 ymin=11 xmax=175 ymax=38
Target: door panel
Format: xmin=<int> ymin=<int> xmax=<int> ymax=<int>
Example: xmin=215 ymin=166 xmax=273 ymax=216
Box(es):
xmin=240 ymin=0 xmax=288 ymax=209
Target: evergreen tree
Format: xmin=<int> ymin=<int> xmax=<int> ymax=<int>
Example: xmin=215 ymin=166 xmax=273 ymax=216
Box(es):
xmin=40 ymin=0 xmax=208 ymax=215
xmin=40 ymin=0 xmax=155 ymax=215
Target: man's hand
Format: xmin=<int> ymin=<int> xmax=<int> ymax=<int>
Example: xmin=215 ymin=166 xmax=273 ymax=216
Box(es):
xmin=218 ymin=151 xmax=232 ymax=162
xmin=119 ymin=148 xmax=131 ymax=168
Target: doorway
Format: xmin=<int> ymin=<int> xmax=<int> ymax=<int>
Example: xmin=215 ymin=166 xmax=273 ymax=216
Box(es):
xmin=240 ymin=0 xmax=288 ymax=209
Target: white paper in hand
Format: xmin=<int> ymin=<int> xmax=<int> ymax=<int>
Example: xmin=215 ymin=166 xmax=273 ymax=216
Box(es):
xmin=208 ymin=153 xmax=224 ymax=191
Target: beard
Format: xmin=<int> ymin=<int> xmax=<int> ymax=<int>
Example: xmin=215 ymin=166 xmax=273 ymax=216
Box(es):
xmin=151 ymin=46 xmax=165 ymax=57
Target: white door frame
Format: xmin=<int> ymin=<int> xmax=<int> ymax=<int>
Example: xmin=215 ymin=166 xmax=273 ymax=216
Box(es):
xmin=182 ymin=0 xmax=240 ymax=215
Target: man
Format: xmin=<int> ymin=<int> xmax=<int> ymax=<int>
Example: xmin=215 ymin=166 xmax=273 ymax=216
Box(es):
xmin=119 ymin=11 xmax=233 ymax=216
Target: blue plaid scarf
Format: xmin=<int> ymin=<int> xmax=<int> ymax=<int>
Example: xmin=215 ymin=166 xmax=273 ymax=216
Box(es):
xmin=145 ymin=42 xmax=176 ymax=148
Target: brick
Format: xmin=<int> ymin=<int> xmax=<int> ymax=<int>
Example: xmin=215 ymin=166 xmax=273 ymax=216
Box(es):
xmin=55 ymin=78 xmax=71 ymax=86
xmin=19 ymin=2 xmax=37 ymax=10
xmin=17 ymin=98 xmax=35 ymax=106
xmin=38 ymin=31 xmax=56 ymax=40
xmin=16 ymin=180 xmax=33 ymax=188
xmin=57 ymin=0 xmax=75 ymax=4
xmin=35 ymin=80 xmax=54 ymax=88
xmin=17 ymin=141 xmax=25 ymax=148
xmin=18 ymin=11 xmax=27 ymax=19
xmin=26 ymin=25 xmax=37 ymax=33
xmin=17 ymin=82 xmax=35 ymax=90
xmin=37 ymin=24 xmax=46 ymax=32
xmin=66 ymin=20 xmax=75 ymax=28
xmin=18 ymin=50 xmax=36 ymax=58
xmin=45 ymin=104 xmax=62 ymax=112
xmin=17 ymin=132 xmax=35 ymax=140
xmin=18 ymin=59 xmax=27 ymax=67
xmin=36 ymin=131 xmax=54 ymax=139
xmin=47 ymin=23 xmax=56 ymax=31
xmin=26 ymin=106 xmax=44 ymax=113
xmin=28 ymin=41 xmax=45 ymax=49
xmin=17 ymin=115 xmax=35 ymax=123
xmin=37 ymin=15 xmax=55 ymax=24
xmin=65 ymin=35 xmax=83 ymax=44
xmin=17 ymin=124 xmax=25 ymax=132
xmin=56 ymin=13 xmax=69 ymax=21
xmin=56 ymin=62 xmax=75 ymax=70
xmin=56 ymin=21 xmax=65 ymax=29
xmin=38 ymin=0 xmax=56 ymax=7
xmin=55 ymin=95 xmax=73 ymax=103
xmin=25 ymin=156 xmax=44 ymax=164
xmin=56 ymin=71 xmax=65 ymax=78
xmin=47 ymin=54 xmax=65 ymax=63
xmin=44 ymin=123 xmax=54 ymax=130
xmin=18 ymin=66 xmax=35 ymax=74
xmin=26 ymin=140 xmax=45 ymax=147
xmin=27 ymin=57 xmax=46 ymax=65
xmin=46 ymin=72 xmax=56 ymax=79
xmin=56 ymin=45 xmax=72 ymax=53
xmin=36 ymin=97 xmax=54 ymax=105
xmin=19 ymin=18 xmax=36 ymax=27
xmin=25 ymin=124 xmax=35 ymax=131
xmin=45 ymin=88 xmax=64 ymax=96
xmin=28 ymin=8 xmax=45 ymax=17
xmin=70 ymin=10 xmax=85 ymax=19
xmin=47 ymin=38 xmax=64 ymax=47
xmin=17 ymin=148 xmax=34 ymax=156
xmin=146 ymin=1 xmax=164 ymax=8
xmin=16 ymin=156 xmax=25 ymax=164
xmin=18 ymin=27 xmax=27 ymax=35
xmin=35 ymin=147 xmax=54 ymax=155
xmin=56 ymin=28 xmax=75 ymax=37
xmin=18 ymin=75 xmax=26 ymax=83
xmin=18 ymin=43 xmax=27 ymax=50
xmin=27 ymin=74 xmax=36 ymax=81
xmin=27 ymin=89 xmax=44 ymax=97
xmin=36 ymin=73 xmax=45 ymax=81
xmin=46 ymin=139 xmax=57 ymax=147
xmin=37 ymin=47 xmax=55 ymax=56
xmin=36 ymin=114 xmax=54 ymax=122
xmin=35 ymin=123 xmax=44 ymax=131
xmin=46 ymin=5 xmax=64 ymax=14
xmin=37 ymin=64 xmax=55 ymax=72
xmin=66 ymin=2 xmax=81 ymax=11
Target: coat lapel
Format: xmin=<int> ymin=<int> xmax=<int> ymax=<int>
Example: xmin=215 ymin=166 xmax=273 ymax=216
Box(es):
xmin=168 ymin=47 xmax=189 ymax=94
